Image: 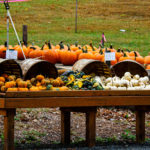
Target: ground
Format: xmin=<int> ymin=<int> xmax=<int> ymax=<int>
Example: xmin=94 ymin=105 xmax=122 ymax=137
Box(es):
xmin=0 ymin=107 xmax=150 ymax=149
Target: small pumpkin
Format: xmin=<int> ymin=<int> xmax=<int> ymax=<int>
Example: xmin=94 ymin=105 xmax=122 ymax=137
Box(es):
xmin=17 ymin=81 xmax=28 ymax=88
xmin=1 ymin=86 xmax=7 ymax=92
xmin=18 ymin=88 xmax=29 ymax=92
xmin=59 ymin=86 xmax=70 ymax=91
xmin=5 ymin=81 xmax=16 ymax=88
xmin=30 ymin=78 xmax=37 ymax=86
xmin=51 ymin=79 xmax=60 ymax=87
xmin=36 ymin=75 xmax=45 ymax=81
xmin=0 ymin=77 xmax=5 ymax=82
xmin=30 ymin=86 xmax=40 ymax=91
xmin=7 ymin=88 xmax=18 ymax=92
xmin=8 ymin=75 xmax=16 ymax=81
xmin=0 ymin=81 xmax=5 ymax=87
xmin=41 ymin=79 xmax=51 ymax=86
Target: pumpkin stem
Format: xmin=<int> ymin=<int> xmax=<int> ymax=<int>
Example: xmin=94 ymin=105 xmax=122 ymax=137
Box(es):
xmin=110 ymin=44 xmax=113 ymax=49
xmin=48 ymin=40 xmax=52 ymax=49
xmin=75 ymin=41 xmax=78 ymax=47
xmin=67 ymin=44 xmax=71 ymax=51
xmin=82 ymin=48 xmax=87 ymax=53
xmin=59 ymin=41 xmax=64 ymax=49
xmin=126 ymin=49 xmax=130 ymax=52
xmin=117 ymin=48 xmax=121 ymax=52
xmin=41 ymin=45 xmax=44 ymax=50
xmin=99 ymin=49 xmax=103 ymax=55
xmin=4 ymin=41 xmax=7 ymax=47
xmin=105 ymin=48 xmax=110 ymax=53
xmin=134 ymin=51 xmax=137 ymax=60
xmin=123 ymin=52 xmax=127 ymax=57
xmin=89 ymin=42 xmax=95 ymax=51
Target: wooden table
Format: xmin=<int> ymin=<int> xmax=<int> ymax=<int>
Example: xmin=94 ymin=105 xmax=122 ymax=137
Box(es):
xmin=1 ymin=90 xmax=150 ymax=150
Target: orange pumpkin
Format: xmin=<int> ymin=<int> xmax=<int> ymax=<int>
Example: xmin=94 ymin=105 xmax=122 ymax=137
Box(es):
xmin=119 ymin=53 xmax=132 ymax=62
xmin=17 ymin=81 xmax=28 ymax=88
xmin=0 ymin=77 xmax=5 ymax=82
xmin=14 ymin=45 xmax=29 ymax=60
xmin=7 ymin=88 xmax=18 ymax=92
xmin=144 ymin=55 xmax=150 ymax=64
xmin=36 ymin=75 xmax=45 ymax=81
xmin=1 ymin=86 xmax=7 ymax=92
xmin=5 ymin=81 xmax=16 ymax=88
xmin=29 ymin=49 xmax=43 ymax=59
xmin=0 ymin=81 xmax=4 ymax=87
xmin=30 ymin=86 xmax=40 ymax=91
xmin=18 ymin=88 xmax=29 ymax=92
xmin=146 ymin=64 xmax=150 ymax=70
xmin=59 ymin=86 xmax=70 ymax=91
xmin=42 ymin=49 xmax=58 ymax=64
xmin=60 ymin=49 xmax=77 ymax=65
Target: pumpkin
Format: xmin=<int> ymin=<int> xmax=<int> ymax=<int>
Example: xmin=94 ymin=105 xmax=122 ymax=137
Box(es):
xmin=0 ymin=81 xmax=4 ymax=87
xmin=17 ymin=81 xmax=28 ymax=88
xmin=42 ymin=49 xmax=58 ymax=64
xmin=5 ymin=81 xmax=16 ymax=88
xmin=93 ymin=50 xmax=104 ymax=61
xmin=59 ymin=86 xmax=70 ymax=91
xmin=41 ymin=79 xmax=51 ymax=86
xmin=0 ymin=77 xmax=5 ymax=82
xmin=7 ymin=88 xmax=18 ymax=92
xmin=36 ymin=75 xmax=45 ymax=81
xmin=0 ymin=42 xmax=13 ymax=58
xmin=30 ymin=86 xmax=40 ymax=91
xmin=75 ymin=49 xmax=83 ymax=59
xmin=8 ymin=75 xmax=16 ymax=81
xmin=51 ymin=79 xmax=60 ymax=87
xmin=60 ymin=49 xmax=77 ymax=65
xmin=128 ymin=51 xmax=140 ymax=57
xmin=36 ymin=81 xmax=41 ymax=87
xmin=18 ymin=88 xmax=29 ymax=92
xmin=144 ymin=55 xmax=150 ymax=64
xmin=38 ymin=86 xmax=46 ymax=91
xmin=14 ymin=44 xmax=29 ymax=60
xmin=56 ymin=77 xmax=65 ymax=86
xmin=30 ymin=78 xmax=37 ymax=85
xmin=78 ymin=49 xmax=94 ymax=60
xmin=1 ymin=86 xmax=7 ymax=92
xmin=29 ymin=49 xmax=43 ymax=59
xmin=119 ymin=52 xmax=132 ymax=62
xmin=16 ymin=78 xmax=23 ymax=84
xmin=132 ymin=53 xmax=144 ymax=64
xmin=115 ymin=49 xmax=123 ymax=61
xmin=146 ymin=64 xmax=150 ymax=70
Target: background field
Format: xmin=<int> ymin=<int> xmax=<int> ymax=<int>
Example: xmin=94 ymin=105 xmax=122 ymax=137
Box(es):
xmin=0 ymin=0 xmax=150 ymax=55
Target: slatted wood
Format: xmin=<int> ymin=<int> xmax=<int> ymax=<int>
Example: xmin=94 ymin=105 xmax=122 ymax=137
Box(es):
xmin=3 ymin=96 xmax=150 ymax=108
xmin=5 ymin=90 xmax=150 ymax=98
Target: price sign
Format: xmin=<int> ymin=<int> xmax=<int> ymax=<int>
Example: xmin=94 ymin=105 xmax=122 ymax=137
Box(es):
xmin=105 ymin=52 xmax=116 ymax=61
xmin=6 ymin=50 xmax=18 ymax=60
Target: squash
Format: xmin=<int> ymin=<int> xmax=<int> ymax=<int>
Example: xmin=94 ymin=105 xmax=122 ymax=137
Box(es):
xmin=7 ymin=88 xmax=18 ymax=92
xmin=0 ymin=77 xmax=5 ymax=83
xmin=1 ymin=86 xmax=7 ymax=92
xmin=5 ymin=81 xmax=16 ymax=88
xmin=36 ymin=75 xmax=45 ymax=81
xmin=18 ymin=88 xmax=29 ymax=92
xmin=30 ymin=86 xmax=40 ymax=91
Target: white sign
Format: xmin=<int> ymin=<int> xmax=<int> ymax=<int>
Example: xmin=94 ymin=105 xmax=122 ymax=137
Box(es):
xmin=105 ymin=52 xmax=116 ymax=61
xmin=6 ymin=50 xmax=18 ymax=60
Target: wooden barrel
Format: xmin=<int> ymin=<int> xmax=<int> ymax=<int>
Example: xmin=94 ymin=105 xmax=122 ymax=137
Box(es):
xmin=72 ymin=59 xmax=112 ymax=77
xmin=0 ymin=59 xmax=22 ymax=78
xmin=111 ymin=60 xmax=148 ymax=77
xmin=18 ymin=59 xmax=58 ymax=80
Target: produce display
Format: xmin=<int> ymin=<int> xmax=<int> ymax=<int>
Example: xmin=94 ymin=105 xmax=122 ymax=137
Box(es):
xmin=96 ymin=72 xmax=150 ymax=90
xmin=0 ymin=41 xmax=150 ymax=68
xmin=0 ymin=71 xmax=104 ymax=92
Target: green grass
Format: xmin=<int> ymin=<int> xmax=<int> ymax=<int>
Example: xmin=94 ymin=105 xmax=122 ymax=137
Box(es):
xmin=0 ymin=0 xmax=150 ymax=56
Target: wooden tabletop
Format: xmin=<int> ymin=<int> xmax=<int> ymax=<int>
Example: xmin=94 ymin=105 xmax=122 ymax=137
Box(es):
xmin=0 ymin=90 xmax=150 ymax=108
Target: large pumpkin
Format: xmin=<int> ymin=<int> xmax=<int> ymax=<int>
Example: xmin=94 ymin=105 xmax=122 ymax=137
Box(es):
xmin=29 ymin=49 xmax=43 ymax=59
xmin=60 ymin=50 xmax=77 ymax=65
xmin=42 ymin=49 xmax=58 ymax=64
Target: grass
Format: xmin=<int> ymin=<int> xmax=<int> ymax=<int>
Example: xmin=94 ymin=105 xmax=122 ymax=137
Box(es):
xmin=0 ymin=0 xmax=150 ymax=55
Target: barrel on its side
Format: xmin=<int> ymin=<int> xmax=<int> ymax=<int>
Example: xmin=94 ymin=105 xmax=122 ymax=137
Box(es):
xmin=18 ymin=59 xmax=58 ymax=80
xmin=72 ymin=59 xmax=112 ymax=77
xmin=111 ymin=60 xmax=148 ymax=77
xmin=0 ymin=59 xmax=22 ymax=78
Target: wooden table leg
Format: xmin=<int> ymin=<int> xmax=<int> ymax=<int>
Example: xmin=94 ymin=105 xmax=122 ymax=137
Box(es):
xmin=61 ymin=110 xmax=71 ymax=145
xmin=136 ymin=109 xmax=145 ymax=143
xmin=3 ymin=109 xmax=16 ymax=150
xmin=86 ymin=109 xmax=96 ymax=147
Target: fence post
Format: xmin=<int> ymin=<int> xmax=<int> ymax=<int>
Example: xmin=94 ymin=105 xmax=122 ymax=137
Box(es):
xmin=23 ymin=25 xmax=28 ymax=46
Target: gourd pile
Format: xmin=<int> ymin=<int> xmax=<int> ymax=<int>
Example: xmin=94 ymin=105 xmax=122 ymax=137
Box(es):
xmin=96 ymin=72 xmax=150 ymax=90
xmin=0 ymin=71 xmax=104 ymax=92
xmin=1 ymin=41 xmax=150 ymax=68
